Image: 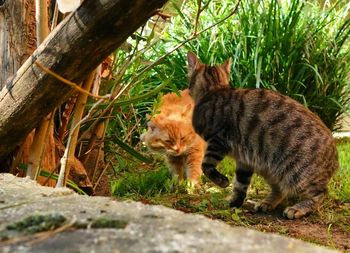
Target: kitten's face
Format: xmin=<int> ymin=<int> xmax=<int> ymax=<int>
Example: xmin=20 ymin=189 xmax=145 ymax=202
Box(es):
xmin=187 ymin=52 xmax=232 ymax=102
xmin=141 ymin=116 xmax=196 ymax=156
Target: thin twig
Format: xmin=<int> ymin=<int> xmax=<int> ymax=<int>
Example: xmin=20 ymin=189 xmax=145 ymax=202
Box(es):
xmin=34 ymin=61 xmax=110 ymax=100
xmin=93 ymin=161 xmax=111 ymax=191
xmin=193 ymin=0 xmax=202 ymax=36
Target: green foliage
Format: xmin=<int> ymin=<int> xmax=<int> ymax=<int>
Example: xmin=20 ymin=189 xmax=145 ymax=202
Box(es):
xmin=329 ymin=140 xmax=350 ymax=202
xmin=102 ymin=0 xmax=350 ymax=171
xmin=111 ymin=166 xmax=172 ymax=197
xmin=153 ymin=0 xmax=350 ymax=130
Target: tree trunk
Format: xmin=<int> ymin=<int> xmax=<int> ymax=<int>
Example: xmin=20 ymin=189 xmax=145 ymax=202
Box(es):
xmin=0 ymin=0 xmax=36 ymax=88
xmin=0 ymin=0 xmax=37 ymax=171
xmin=0 ymin=0 xmax=168 ymax=167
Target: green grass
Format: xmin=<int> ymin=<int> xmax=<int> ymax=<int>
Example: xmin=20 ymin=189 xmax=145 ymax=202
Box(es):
xmin=329 ymin=140 xmax=350 ymax=202
xmin=146 ymin=0 xmax=350 ymax=130
xmin=110 ymin=140 xmax=350 ymax=250
xmin=111 ymin=164 xmax=172 ymax=197
xmin=112 ymin=140 xmax=350 ymax=202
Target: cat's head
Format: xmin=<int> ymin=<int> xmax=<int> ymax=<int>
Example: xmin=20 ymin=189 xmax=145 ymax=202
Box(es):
xmin=141 ymin=115 xmax=197 ymax=156
xmin=187 ymin=52 xmax=231 ymax=102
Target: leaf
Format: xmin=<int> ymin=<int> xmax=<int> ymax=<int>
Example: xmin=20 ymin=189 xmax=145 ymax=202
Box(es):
xmin=112 ymin=136 xmax=152 ymax=164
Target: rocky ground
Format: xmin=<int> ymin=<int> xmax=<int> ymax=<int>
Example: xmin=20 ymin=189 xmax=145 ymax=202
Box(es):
xmin=0 ymin=174 xmax=338 ymax=253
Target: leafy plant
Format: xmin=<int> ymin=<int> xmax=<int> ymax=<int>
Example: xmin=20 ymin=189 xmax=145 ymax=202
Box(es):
xmin=150 ymin=0 xmax=350 ymax=130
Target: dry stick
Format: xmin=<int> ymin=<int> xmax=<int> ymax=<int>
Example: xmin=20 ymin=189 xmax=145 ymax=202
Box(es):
xmin=78 ymin=65 xmax=105 ymax=164
xmin=193 ymin=0 xmax=202 ymax=36
xmin=90 ymin=112 xmax=111 ymax=185
xmin=93 ymin=161 xmax=111 ymax=191
xmin=34 ymin=62 xmax=110 ymax=100
xmin=35 ymin=109 xmax=57 ymax=179
xmin=35 ymin=0 xmax=49 ymax=43
xmin=79 ymin=122 xmax=102 ymax=164
xmin=80 ymin=69 xmax=107 ymax=183
xmin=56 ymin=71 xmax=96 ymax=187
xmin=26 ymin=0 xmax=51 ymax=180
xmin=50 ymin=2 xmax=59 ymax=31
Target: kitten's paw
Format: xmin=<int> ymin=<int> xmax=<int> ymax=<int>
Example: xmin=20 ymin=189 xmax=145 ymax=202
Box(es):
xmin=185 ymin=181 xmax=197 ymax=194
xmin=283 ymin=206 xmax=310 ymax=219
xmin=254 ymin=202 xmax=274 ymax=212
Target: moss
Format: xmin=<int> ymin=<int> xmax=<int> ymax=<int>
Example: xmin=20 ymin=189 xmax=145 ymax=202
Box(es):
xmin=91 ymin=218 xmax=128 ymax=229
xmin=6 ymin=213 xmax=66 ymax=234
xmin=74 ymin=218 xmax=128 ymax=229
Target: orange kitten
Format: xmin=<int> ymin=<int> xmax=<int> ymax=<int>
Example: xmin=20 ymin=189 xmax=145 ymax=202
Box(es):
xmin=141 ymin=90 xmax=205 ymax=184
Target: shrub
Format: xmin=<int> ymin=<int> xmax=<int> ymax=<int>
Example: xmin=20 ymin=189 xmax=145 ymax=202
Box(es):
xmin=151 ymin=0 xmax=350 ymax=130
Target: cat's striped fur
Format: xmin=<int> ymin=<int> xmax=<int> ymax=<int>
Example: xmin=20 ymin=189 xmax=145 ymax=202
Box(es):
xmin=187 ymin=52 xmax=338 ymax=219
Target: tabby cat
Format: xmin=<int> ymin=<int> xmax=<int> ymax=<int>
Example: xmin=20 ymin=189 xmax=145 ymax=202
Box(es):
xmin=187 ymin=52 xmax=338 ymax=219
xmin=141 ymin=90 xmax=205 ymax=185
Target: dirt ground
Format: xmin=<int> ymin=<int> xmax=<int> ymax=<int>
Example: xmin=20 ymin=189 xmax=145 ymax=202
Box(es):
xmin=238 ymin=207 xmax=350 ymax=252
xmin=134 ymin=193 xmax=350 ymax=252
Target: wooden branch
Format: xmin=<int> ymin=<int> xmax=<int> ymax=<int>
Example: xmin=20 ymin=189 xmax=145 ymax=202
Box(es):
xmin=0 ymin=0 xmax=168 ymax=166
xmin=27 ymin=0 xmax=52 ymax=179
xmin=57 ymin=70 xmax=96 ymax=187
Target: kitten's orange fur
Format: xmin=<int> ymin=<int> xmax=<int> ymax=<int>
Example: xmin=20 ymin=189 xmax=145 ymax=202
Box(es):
xmin=141 ymin=89 xmax=205 ymax=184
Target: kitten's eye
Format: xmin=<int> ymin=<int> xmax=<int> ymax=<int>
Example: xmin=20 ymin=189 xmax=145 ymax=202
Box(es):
xmin=165 ymin=140 xmax=172 ymax=144
xmin=181 ymin=137 xmax=186 ymax=141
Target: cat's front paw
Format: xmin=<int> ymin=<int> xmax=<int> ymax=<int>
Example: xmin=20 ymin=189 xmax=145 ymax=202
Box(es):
xmin=212 ymin=174 xmax=230 ymax=188
xmin=283 ymin=206 xmax=310 ymax=219
xmin=254 ymin=202 xmax=274 ymax=212
xmin=203 ymin=168 xmax=229 ymax=188
xmin=229 ymin=193 xmax=245 ymax=208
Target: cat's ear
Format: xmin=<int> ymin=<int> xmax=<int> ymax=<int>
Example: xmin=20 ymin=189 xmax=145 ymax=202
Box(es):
xmin=187 ymin=52 xmax=201 ymax=72
xmin=221 ymin=58 xmax=232 ymax=74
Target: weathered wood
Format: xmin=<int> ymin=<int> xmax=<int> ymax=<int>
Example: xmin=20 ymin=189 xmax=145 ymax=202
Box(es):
xmin=0 ymin=0 xmax=36 ymax=89
xmin=0 ymin=0 xmax=168 ymax=166
xmin=0 ymin=0 xmax=37 ymax=171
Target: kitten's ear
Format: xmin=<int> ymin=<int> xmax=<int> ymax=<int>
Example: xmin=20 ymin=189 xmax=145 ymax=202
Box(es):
xmin=187 ymin=52 xmax=201 ymax=72
xmin=221 ymin=58 xmax=232 ymax=74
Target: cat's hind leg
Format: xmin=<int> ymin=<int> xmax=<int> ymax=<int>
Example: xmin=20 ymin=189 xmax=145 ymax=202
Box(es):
xmin=283 ymin=188 xmax=326 ymax=219
xmin=230 ymin=162 xmax=253 ymax=207
xmin=255 ymin=183 xmax=286 ymax=212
